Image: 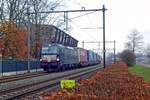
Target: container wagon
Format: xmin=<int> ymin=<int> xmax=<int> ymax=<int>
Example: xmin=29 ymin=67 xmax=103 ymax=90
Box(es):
xmin=77 ymin=48 xmax=88 ymax=67
xmin=87 ymin=50 xmax=101 ymax=65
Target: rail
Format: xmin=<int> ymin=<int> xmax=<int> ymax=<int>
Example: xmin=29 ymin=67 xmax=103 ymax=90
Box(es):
xmin=0 ymin=64 xmax=102 ymax=99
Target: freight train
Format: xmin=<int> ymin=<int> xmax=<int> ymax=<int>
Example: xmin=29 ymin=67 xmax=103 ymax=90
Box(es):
xmin=39 ymin=25 xmax=101 ymax=71
xmin=40 ymin=43 xmax=101 ymax=72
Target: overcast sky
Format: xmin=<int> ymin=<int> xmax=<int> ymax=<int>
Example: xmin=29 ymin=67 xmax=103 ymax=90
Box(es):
xmin=62 ymin=0 xmax=150 ymax=53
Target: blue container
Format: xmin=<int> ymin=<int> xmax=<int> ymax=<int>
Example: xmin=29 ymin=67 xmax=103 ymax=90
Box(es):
xmin=87 ymin=50 xmax=94 ymax=65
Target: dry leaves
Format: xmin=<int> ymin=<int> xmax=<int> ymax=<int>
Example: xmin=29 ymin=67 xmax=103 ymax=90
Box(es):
xmin=40 ymin=61 xmax=150 ymax=100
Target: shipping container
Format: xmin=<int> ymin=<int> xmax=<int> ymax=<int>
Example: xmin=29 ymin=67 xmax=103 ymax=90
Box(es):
xmin=77 ymin=48 xmax=88 ymax=66
xmin=87 ymin=50 xmax=97 ymax=65
xmin=87 ymin=50 xmax=94 ymax=65
xmin=93 ymin=53 xmax=97 ymax=63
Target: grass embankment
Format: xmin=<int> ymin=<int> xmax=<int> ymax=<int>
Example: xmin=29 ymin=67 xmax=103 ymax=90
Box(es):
xmin=129 ymin=64 xmax=150 ymax=82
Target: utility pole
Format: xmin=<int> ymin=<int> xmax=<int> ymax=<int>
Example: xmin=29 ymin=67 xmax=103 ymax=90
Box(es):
xmin=27 ymin=0 xmax=30 ymax=73
xmin=35 ymin=0 xmax=38 ymax=59
xmin=114 ymin=40 xmax=116 ymax=63
xmin=64 ymin=12 xmax=68 ymax=31
xmin=102 ymin=5 xmax=106 ymax=68
xmin=29 ymin=6 xmax=107 ymax=68
xmin=83 ymin=40 xmax=115 ymax=66
xmin=98 ymin=41 xmax=100 ymax=55
xmin=82 ymin=41 xmax=84 ymax=48
xmin=66 ymin=12 xmax=68 ymax=31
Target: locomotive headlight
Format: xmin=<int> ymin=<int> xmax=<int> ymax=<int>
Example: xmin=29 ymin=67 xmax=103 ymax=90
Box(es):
xmin=40 ymin=59 xmax=42 ymax=61
xmin=56 ymin=58 xmax=60 ymax=61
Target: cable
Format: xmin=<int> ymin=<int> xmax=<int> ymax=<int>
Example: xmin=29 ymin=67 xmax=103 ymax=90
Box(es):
xmin=70 ymin=11 xmax=96 ymax=20
xmin=50 ymin=11 xmax=98 ymax=30
xmin=67 ymin=18 xmax=98 ymax=41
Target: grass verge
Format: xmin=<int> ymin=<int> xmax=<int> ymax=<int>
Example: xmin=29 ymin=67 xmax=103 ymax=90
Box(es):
xmin=128 ymin=64 xmax=150 ymax=82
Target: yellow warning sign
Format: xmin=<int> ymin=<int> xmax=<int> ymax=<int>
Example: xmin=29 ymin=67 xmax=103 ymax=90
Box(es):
xmin=60 ymin=80 xmax=75 ymax=89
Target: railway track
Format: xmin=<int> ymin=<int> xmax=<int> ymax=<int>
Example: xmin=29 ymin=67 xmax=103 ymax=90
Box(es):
xmin=0 ymin=71 xmax=48 ymax=83
xmin=0 ymin=65 xmax=102 ymax=100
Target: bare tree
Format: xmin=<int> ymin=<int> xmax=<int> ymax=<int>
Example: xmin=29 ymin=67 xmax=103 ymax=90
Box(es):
xmin=0 ymin=0 xmax=27 ymax=22
xmin=120 ymin=49 xmax=136 ymax=66
xmin=125 ymin=29 xmax=144 ymax=53
xmin=28 ymin=0 xmax=66 ymax=58
xmin=0 ymin=0 xmax=28 ymax=40
xmin=0 ymin=0 xmax=67 ymax=59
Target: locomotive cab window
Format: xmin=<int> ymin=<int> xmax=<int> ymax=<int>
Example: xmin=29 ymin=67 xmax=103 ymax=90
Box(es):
xmin=42 ymin=46 xmax=58 ymax=54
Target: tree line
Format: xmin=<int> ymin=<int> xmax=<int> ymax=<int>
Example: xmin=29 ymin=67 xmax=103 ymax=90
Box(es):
xmin=120 ymin=29 xmax=150 ymax=66
xmin=0 ymin=0 xmax=65 ymax=59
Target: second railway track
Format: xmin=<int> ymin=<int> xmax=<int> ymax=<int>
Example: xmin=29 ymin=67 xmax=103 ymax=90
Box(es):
xmin=0 ymin=64 xmax=102 ymax=100
xmin=0 ymin=71 xmax=48 ymax=83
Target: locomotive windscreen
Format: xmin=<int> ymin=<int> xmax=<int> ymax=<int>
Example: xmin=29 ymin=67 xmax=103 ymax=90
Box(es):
xmin=41 ymin=46 xmax=58 ymax=54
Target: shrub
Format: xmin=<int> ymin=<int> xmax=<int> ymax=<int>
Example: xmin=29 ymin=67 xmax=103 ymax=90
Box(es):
xmin=120 ymin=49 xmax=136 ymax=66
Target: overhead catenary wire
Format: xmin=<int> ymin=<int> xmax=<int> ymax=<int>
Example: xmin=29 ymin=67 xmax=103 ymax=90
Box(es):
xmin=28 ymin=6 xmax=107 ymax=68
xmin=70 ymin=11 xmax=96 ymax=19
xmin=54 ymin=11 xmax=97 ymax=28
xmin=67 ymin=18 xmax=98 ymax=41
xmin=43 ymin=11 xmax=103 ymax=49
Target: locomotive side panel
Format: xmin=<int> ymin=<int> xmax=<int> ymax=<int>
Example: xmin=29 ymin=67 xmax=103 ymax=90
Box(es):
xmin=40 ymin=44 xmax=79 ymax=71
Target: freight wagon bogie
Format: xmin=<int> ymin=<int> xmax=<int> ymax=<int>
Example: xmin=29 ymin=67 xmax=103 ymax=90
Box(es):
xmin=41 ymin=62 xmax=61 ymax=72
